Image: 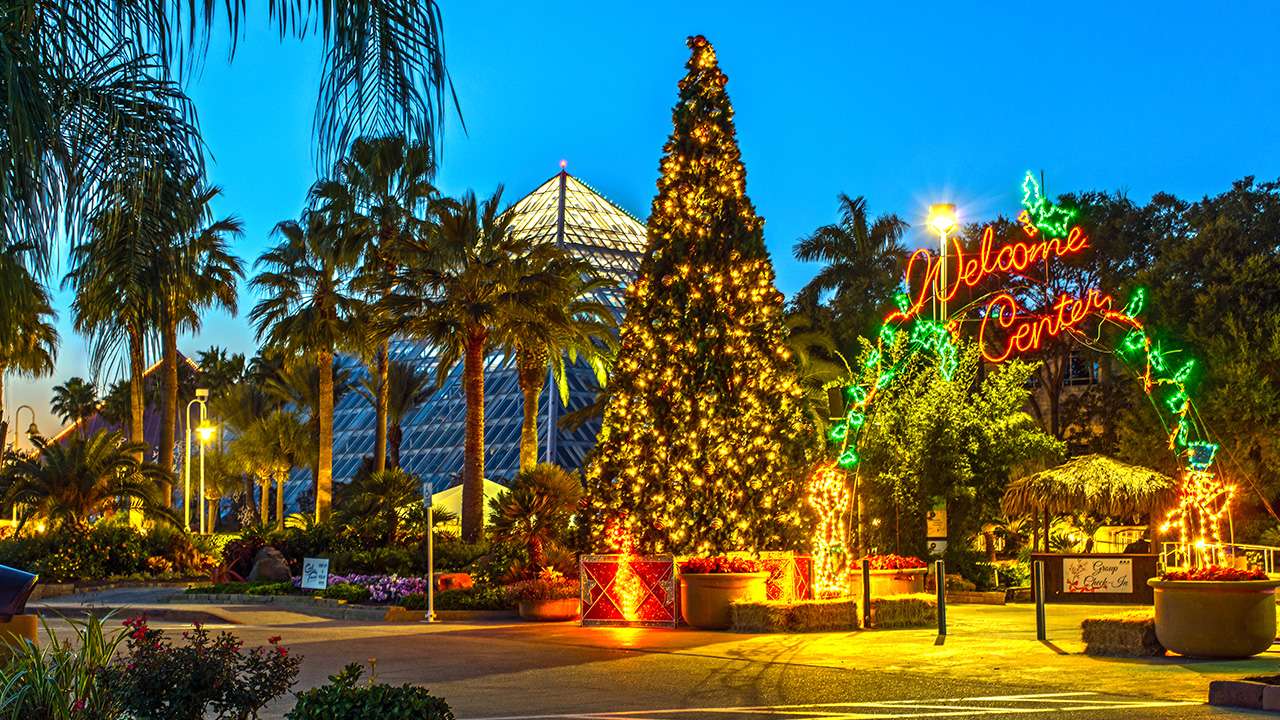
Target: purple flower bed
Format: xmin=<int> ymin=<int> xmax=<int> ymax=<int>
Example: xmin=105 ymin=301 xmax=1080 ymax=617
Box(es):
xmin=290 ymin=574 xmax=430 ymax=603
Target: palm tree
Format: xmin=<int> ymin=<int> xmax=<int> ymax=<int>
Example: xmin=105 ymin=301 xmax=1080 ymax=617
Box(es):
xmin=1 ymin=2 xmax=454 ymax=280
xmin=251 ymin=211 xmax=364 ymax=521
xmin=391 ymin=188 xmax=560 ymax=541
xmin=0 ymin=431 xmax=172 ymax=531
xmin=66 ymin=163 xmax=167 ymax=464
xmin=196 ymin=347 xmax=248 ymax=397
xmin=314 ymin=134 xmax=435 ymax=474
xmin=336 ymin=467 xmax=423 ymax=541
xmin=793 ymin=195 xmax=909 ymax=349
xmin=154 ymin=177 xmax=245 ymax=485
xmin=0 ymin=245 xmax=57 ymax=442
xmin=488 ymin=463 xmax=582 ymax=575
xmin=783 ymin=312 xmax=848 ymax=435
xmin=264 ymin=357 xmax=353 ymax=490
xmin=497 ymin=260 xmax=616 ymax=471
xmin=228 ymin=410 xmax=308 ymax=529
xmin=50 ymin=378 xmax=99 ymax=434
xmin=355 ymin=359 xmax=433 ymax=470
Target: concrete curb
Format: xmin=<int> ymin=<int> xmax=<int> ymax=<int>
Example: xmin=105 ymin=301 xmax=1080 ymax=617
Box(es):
xmin=31 ymin=580 xmax=195 ymax=602
xmin=172 ymin=593 xmax=518 ymax=623
xmin=1208 ymin=680 xmax=1280 ymax=711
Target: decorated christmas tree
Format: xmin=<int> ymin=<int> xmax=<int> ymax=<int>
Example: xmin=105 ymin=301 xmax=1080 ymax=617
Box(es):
xmin=585 ymin=35 xmax=815 ymax=555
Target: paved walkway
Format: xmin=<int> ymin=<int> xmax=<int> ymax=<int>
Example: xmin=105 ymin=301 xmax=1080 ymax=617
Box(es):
xmin=34 ymin=589 xmax=1275 ymax=718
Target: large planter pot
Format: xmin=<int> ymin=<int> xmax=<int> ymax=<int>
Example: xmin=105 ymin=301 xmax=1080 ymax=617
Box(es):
xmin=0 ymin=614 xmax=37 ymax=660
xmin=1147 ymin=578 xmax=1280 ymax=658
xmin=680 ymin=572 xmax=769 ymax=629
xmin=518 ymin=597 xmax=580 ymax=622
xmin=850 ymin=567 xmax=927 ymax=598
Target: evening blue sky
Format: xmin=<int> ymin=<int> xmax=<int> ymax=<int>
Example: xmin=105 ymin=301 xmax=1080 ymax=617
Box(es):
xmin=12 ymin=1 xmax=1280 ymax=431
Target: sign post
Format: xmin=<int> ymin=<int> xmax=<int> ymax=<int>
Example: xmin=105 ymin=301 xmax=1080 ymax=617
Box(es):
xmin=424 ymin=487 xmax=436 ymax=623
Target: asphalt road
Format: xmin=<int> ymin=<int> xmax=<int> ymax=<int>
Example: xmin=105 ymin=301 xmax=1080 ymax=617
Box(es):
xmin=41 ymin=615 xmax=1235 ymax=720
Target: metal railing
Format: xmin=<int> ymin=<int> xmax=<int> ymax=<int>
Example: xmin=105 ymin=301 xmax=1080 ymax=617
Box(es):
xmin=1160 ymin=541 xmax=1279 ymax=574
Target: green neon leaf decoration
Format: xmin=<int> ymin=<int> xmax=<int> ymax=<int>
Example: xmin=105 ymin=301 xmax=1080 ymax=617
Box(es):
xmin=1123 ymin=288 xmax=1146 ymax=318
xmin=837 ymin=448 xmax=860 ymax=469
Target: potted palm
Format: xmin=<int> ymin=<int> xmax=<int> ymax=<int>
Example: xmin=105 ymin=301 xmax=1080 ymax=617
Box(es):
xmin=679 ymin=556 xmax=769 ymax=630
xmin=508 ymin=568 xmax=580 ymax=621
xmin=1148 ymin=566 xmax=1280 ymax=658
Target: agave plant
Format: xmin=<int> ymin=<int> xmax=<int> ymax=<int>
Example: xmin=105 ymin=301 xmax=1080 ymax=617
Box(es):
xmin=0 ymin=613 xmax=127 ymax=719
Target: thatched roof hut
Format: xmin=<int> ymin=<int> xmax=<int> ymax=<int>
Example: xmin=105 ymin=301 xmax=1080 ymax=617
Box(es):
xmin=1002 ymin=454 xmax=1178 ymax=519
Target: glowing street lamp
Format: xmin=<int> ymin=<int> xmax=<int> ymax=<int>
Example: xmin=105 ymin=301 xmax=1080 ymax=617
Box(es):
xmin=927 ymin=203 xmax=958 ymax=321
xmin=184 ymin=389 xmax=210 ymax=533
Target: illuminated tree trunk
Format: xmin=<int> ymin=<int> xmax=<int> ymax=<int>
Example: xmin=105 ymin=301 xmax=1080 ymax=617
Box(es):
xmin=159 ymin=317 xmax=179 ymax=506
xmin=373 ymin=341 xmax=390 ymax=474
xmin=276 ymin=475 xmax=285 ymax=530
xmin=461 ymin=327 xmax=487 ymax=542
xmin=315 ymin=348 xmax=334 ymax=522
xmin=260 ymin=478 xmax=269 ymax=526
xmin=516 ymin=348 xmax=546 ymax=472
xmin=127 ymin=324 xmax=147 ymax=463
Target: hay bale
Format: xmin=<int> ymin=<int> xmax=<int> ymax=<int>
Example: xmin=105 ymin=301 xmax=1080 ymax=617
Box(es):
xmin=730 ymin=600 xmax=791 ymax=632
xmin=1081 ymin=611 xmax=1164 ymax=657
xmin=790 ymin=597 xmax=859 ymax=632
xmin=869 ymin=593 xmax=937 ymax=629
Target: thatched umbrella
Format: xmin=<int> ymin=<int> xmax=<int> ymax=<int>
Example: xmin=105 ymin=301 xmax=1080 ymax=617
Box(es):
xmin=1002 ymin=454 xmax=1178 ymax=552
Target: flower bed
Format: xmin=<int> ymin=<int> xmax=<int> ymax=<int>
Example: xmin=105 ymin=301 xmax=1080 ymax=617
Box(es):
xmin=862 ymin=554 xmax=926 ymax=570
xmin=1162 ymin=566 xmax=1268 ymax=582
xmin=680 ymin=556 xmax=761 ymax=574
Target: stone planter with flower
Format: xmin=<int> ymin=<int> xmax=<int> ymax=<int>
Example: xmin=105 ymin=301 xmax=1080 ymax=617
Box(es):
xmin=507 ymin=569 xmax=581 ymax=622
xmin=679 ymin=556 xmax=769 ymax=630
xmin=1148 ymin=566 xmax=1280 ymax=658
xmin=850 ymin=554 xmax=928 ymax=598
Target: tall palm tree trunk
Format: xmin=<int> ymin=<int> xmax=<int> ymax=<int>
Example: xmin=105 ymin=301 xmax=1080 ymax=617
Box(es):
xmin=388 ymin=423 xmax=403 ymax=470
xmin=260 ymin=479 xmax=270 ymax=526
xmin=316 ymin=349 xmax=334 ymax=522
xmin=207 ymin=498 xmax=219 ymax=533
xmin=276 ymin=476 xmax=285 ymax=530
xmin=158 ymin=318 xmax=179 ymax=506
xmin=374 ymin=341 xmax=390 ymax=473
xmin=0 ymin=369 xmax=8 ymax=451
xmin=516 ymin=350 xmax=544 ymax=472
xmin=461 ymin=328 xmax=487 ymax=542
xmin=127 ymin=324 xmax=147 ymax=463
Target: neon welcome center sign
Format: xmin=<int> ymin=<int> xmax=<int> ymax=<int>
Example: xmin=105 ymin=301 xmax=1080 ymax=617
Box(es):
xmin=809 ymin=172 xmax=1231 ymax=597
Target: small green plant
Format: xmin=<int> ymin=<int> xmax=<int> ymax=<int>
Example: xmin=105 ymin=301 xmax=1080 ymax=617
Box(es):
xmin=0 ymin=613 xmax=127 ymax=718
xmin=287 ymin=663 xmax=454 ymax=720
xmin=504 ymin=568 xmax=579 ymax=604
xmin=319 ymin=582 xmax=371 ymax=603
xmin=244 ymin=581 xmax=295 ymax=596
xmin=401 ymin=586 xmax=513 ymax=611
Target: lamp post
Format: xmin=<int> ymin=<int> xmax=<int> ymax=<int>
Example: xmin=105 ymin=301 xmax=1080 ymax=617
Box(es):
xmin=8 ymin=405 xmax=39 ymax=523
xmin=927 ymin=203 xmax=958 ymax=322
xmin=197 ymin=419 xmax=214 ymax=534
xmin=184 ymin=389 xmax=210 ymax=532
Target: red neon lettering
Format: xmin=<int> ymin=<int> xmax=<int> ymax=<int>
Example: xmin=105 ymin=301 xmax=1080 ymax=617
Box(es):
xmin=978 ymin=289 xmax=1115 ymax=362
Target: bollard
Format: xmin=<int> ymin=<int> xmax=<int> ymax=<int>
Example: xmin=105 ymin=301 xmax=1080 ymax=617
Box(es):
xmin=424 ymin=499 xmax=437 ymax=623
xmin=1034 ymin=559 xmax=1046 ymax=641
xmin=935 ymin=559 xmax=946 ymax=636
xmin=860 ymin=558 xmax=872 ymax=629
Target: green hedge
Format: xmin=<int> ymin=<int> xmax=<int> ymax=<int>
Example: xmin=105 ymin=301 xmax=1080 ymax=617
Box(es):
xmin=287 ymin=664 xmax=454 ymax=720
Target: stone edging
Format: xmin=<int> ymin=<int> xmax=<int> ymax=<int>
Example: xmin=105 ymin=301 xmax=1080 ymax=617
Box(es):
xmin=1209 ymin=680 xmax=1280 ymax=711
xmin=174 ymin=593 xmax=518 ymax=623
xmin=31 ymin=580 xmax=196 ymax=602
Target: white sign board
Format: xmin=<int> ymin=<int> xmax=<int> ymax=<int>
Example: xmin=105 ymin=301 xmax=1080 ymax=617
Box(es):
xmin=1062 ymin=557 xmax=1132 ymax=594
xmin=301 ymin=557 xmax=330 ymax=590
xmin=926 ymin=539 xmax=947 ymax=558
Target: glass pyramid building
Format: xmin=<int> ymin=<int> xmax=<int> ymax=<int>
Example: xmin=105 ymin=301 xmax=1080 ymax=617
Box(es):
xmin=328 ymin=169 xmax=647 ymax=494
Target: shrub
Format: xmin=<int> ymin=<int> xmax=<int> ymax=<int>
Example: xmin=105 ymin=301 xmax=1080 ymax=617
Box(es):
xmin=505 ymin=568 xmax=579 ymax=604
xmin=432 ymin=539 xmax=490 ymax=573
xmin=221 ymin=535 xmax=266 ymax=578
xmin=680 ymin=556 xmax=760 ymax=574
xmin=320 ymin=583 xmax=371 ymax=603
xmin=402 ymin=586 xmax=513 ymax=611
xmin=102 ymin=616 xmax=300 ymax=720
xmin=244 ymin=582 xmax=295 ymax=596
xmin=0 ymin=613 xmax=127 ymax=718
xmin=287 ymin=663 xmax=454 ymax=720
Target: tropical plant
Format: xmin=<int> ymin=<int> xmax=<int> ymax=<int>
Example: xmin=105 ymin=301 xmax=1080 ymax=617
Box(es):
xmin=336 ymin=468 xmax=423 ymax=542
xmin=0 ymin=243 xmax=57 ymax=443
xmin=356 ymin=359 xmax=433 ymax=469
xmin=783 ymin=311 xmax=847 ymax=437
xmin=314 ymin=134 xmax=436 ymax=473
xmin=793 ymin=194 xmax=909 ymax=350
xmin=287 ymin=663 xmax=454 ymax=720
xmin=0 ymin=431 xmax=173 ymax=530
xmin=497 ymin=256 xmax=615 ymax=471
xmin=50 ymin=377 xmax=99 ymax=433
xmin=251 ymin=211 xmax=365 ymax=521
xmin=264 ymin=357 xmax=354 ymax=487
xmin=1 ymin=1 xmax=455 ymax=279
xmin=153 ymin=176 xmax=245 ymax=482
xmin=196 ymin=347 xmax=248 ymax=396
xmin=0 ymin=614 xmax=127 ymax=718
xmin=391 ymin=188 xmax=562 ymax=541
xmin=228 ymin=411 xmax=308 ymax=529
xmin=488 ymin=464 xmax=582 ymax=575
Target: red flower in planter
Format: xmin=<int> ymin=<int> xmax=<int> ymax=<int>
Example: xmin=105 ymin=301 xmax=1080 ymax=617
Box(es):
xmin=680 ymin=556 xmax=761 ymax=574
xmin=862 ymin=554 xmax=926 ymax=570
xmin=1163 ymin=566 xmax=1268 ymax=581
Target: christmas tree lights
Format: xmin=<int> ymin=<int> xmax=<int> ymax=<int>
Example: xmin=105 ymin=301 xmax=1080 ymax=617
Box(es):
xmin=584 ymin=35 xmax=815 ymax=555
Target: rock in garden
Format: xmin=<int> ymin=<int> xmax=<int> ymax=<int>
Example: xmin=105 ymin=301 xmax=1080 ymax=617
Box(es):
xmin=248 ymin=547 xmax=292 ymax=583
